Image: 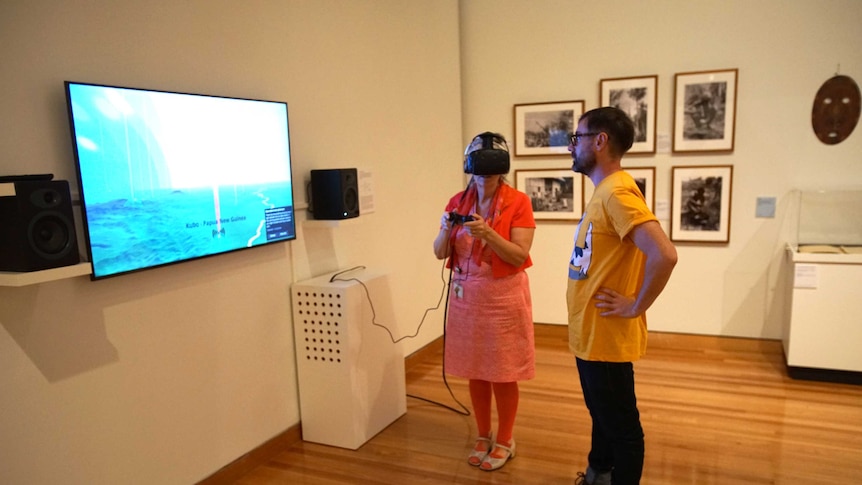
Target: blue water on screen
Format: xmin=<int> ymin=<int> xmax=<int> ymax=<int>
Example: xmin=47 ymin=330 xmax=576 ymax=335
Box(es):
xmin=86 ymin=183 xmax=294 ymax=277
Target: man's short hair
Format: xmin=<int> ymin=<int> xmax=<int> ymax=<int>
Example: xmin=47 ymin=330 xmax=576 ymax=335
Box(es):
xmin=579 ymin=107 xmax=635 ymax=157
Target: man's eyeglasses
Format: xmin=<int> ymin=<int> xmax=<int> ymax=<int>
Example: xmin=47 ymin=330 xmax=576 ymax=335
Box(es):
xmin=569 ymin=132 xmax=600 ymax=145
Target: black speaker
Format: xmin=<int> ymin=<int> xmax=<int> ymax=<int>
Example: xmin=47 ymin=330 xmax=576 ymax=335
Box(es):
xmin=0 ymin=180 xmax=80 ymax=272
xmin=310 ymin=168 xmax=360 ymax=220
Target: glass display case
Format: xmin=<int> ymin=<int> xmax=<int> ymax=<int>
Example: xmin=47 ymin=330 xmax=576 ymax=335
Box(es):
xmin=792 ymin=188 xmax=862 ymax=254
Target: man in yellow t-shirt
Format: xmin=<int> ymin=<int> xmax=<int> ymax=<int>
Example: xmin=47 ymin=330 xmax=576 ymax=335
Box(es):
xmin=567 ymin=107 xmax=678 ymax=485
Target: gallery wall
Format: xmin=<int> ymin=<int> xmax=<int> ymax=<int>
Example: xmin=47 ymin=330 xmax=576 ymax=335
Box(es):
xmin=460 ymin=0 xmax=862 ymax=338
xmin=0 ymin=1 xmax=462 ymax=483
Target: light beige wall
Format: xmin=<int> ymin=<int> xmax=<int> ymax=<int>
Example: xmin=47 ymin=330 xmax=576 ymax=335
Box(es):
xmin=0 ymin=1 xmax=462 ymax=483
xmin=3 ymin=0 xmax=860 ymax=482
xmin=460 ymin=0 xmax=862 ymax=338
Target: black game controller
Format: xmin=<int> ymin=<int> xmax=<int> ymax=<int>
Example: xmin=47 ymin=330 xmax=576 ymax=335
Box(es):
xmin=448 ymin=211 xmax=475 ymax=225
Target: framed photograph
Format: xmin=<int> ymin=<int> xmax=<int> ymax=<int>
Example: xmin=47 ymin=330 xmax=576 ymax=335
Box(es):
xmin=581 ymin=167 xmax=655 ymax=213
xmin=624 ymin=167 xmax=656 ymax=213
xmin=672 ymin=68 xmax=738 ymax=153
xmin=513 ymin=100 xmax=584 ymax=157
xmin=600 ymin=75 xmax=658 ymax=154
xmin=514 ymin=168 xmax=583 ymax=221
xmin=670 ymin=165 xmax=733 ymax=243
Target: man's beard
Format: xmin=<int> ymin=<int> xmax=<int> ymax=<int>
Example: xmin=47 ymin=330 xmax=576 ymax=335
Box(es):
xmin=572 ymin=151 xmax=596 ymax=176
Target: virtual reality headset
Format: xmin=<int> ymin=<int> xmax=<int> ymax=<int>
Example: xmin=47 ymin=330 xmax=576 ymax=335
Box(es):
xmin=463 ymin=132 xmax=510 ymax=175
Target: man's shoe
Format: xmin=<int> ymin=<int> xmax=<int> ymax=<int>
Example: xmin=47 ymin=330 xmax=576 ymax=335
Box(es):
xmin=574 ymin=466 xmax=612 ymax=485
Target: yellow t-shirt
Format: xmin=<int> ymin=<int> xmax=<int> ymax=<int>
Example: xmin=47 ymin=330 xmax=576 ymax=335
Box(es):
xmin=567 ymin=170 xmax=657 ymax=362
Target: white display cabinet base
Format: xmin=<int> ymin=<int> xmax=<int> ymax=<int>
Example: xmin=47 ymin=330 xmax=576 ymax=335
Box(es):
xmin=291 ymin=269 xmax=406 ymax=449
xmin=783 ymin=247 xmax=862 ymax=385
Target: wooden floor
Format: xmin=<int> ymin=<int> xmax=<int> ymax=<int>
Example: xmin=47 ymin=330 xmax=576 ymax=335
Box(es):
xmin=234 ymin=325 xmax=862 ymax=484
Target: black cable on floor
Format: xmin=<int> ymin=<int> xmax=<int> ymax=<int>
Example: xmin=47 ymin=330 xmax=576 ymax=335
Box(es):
xmin=329 ymin=262 xmax=470 ymax=416
xmin=407 ymin=259 xmax=469 ymax=416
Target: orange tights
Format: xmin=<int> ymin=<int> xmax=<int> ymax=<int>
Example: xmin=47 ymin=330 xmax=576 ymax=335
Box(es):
xmin=469 ymin=379 xmax=519 ymax=445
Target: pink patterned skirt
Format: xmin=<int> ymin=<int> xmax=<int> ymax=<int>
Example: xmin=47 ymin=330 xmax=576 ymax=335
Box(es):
xmin=444 ymin=247 xmax=535 ymax=382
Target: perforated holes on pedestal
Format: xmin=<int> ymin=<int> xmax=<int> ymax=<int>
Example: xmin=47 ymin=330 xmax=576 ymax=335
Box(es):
xmin=294 ymin=290 xmax=344 ymax=364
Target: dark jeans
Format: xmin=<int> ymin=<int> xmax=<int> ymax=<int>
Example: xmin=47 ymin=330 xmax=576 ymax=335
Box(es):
xmin=576 ymin=358 xmax=644 ymax=485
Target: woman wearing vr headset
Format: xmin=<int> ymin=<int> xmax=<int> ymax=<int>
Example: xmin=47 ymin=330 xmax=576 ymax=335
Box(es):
xmin=432 ymin=132 xmax=536 ymax=471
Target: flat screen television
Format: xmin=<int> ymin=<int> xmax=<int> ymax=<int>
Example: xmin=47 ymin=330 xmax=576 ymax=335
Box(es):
xmin=64 ymin=81 xmax=296 ymax=280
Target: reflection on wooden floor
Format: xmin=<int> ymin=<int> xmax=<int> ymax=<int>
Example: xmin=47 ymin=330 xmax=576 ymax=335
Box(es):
xmin=235 ymin=325 xmax=862 ymax=484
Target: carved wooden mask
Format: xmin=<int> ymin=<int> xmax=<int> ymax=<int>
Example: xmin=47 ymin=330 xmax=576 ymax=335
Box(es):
xmin=812 ymin=75 xmax=861 ymax=145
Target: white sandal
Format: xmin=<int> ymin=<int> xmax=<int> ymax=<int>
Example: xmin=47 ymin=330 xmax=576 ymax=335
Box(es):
xmin=467 ymin=436 xmax=492 ymax=466
xmin=480 ymin=439 xmax=516 ymax=471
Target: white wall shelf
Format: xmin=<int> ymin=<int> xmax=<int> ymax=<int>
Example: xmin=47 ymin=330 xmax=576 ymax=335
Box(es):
xmin=0 ymin=263 xmax=93 ymax=287
xmin=302 ymin=218 xmax=360 ymax=229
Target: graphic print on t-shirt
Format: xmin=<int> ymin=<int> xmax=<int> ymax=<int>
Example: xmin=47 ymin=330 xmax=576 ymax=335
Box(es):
xmin=569 ymin=219 xmax=593 ymax=280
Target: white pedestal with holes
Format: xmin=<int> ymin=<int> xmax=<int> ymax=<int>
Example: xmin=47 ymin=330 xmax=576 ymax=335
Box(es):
xmin=291 ymin=269 xmax=406 ymax=449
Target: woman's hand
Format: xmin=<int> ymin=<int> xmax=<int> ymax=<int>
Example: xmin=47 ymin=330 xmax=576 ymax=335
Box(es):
xmin=440 ymin=212 xmax=453 ymax=232
xmin=464 ymin=215 xmax=534 ymax=268
xmin=463 ymin=214 xmax=488 ymax=240
xmin=433 ymin=212 xmax=454 ymax=260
